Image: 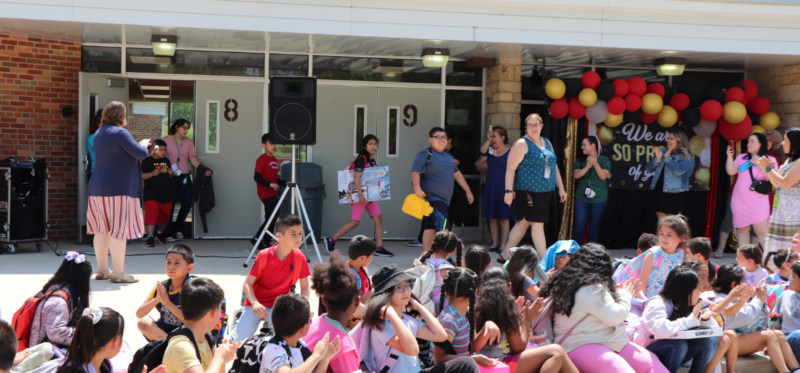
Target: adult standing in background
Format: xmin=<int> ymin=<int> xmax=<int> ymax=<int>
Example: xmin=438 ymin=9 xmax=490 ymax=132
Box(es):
xmin=756 ymin=128 xmax=800 ymax=255
xmin=725 ymin=132 xmax=777 ymax=249
xmin=479 ymin=126 xmax=514 ymax=252
xmin=645 ymin=128 xmax=695 ymax=220
xmin=87 ymin=101 xmax=150 ymax=283
xmin=86 ymin=109 xmax=102 ymax=181
xmin=161 ymin=118 xmax=211 ymax=240
xmin=501 ymin=113 xmax=567 ymax=263
xmin=572 ymin=136 xmax=611 ymax=244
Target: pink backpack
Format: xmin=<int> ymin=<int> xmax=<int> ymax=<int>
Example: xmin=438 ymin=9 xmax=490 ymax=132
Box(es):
xmin=349 ymin=155 xmax=370 ymax=171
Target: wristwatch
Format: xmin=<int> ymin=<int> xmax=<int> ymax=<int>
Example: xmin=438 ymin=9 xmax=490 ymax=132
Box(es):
xmin=505 ymin=189 xmax=513 ymax=194
xmin=765 ymin=166 xmax=774 ymax=173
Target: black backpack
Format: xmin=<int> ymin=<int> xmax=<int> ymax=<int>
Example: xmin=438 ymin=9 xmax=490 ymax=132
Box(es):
xmin=229 ymin=332 xmax=311 ymax=373
xmin=129 ymin=328 xmax=213 ymax=373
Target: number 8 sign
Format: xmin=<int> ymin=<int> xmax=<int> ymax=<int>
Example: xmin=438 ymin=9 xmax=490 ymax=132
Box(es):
xmin=224 ymin=99 xmax=238 ymax=122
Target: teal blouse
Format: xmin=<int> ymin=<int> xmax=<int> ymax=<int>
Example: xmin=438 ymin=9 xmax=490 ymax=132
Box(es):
xmin=513 ymin=136 xmax=557 ymax=193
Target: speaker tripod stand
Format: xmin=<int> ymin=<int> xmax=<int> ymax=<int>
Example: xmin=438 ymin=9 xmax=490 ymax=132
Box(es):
xmin=244 ymin=145 xmax=322 ymax=268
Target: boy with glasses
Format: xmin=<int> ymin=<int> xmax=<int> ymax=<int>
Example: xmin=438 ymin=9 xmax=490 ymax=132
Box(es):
xmin=411 ymin=127 xmax=474 ymax=255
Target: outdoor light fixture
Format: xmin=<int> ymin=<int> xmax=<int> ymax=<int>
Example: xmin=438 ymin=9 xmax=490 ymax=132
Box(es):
xmin=421 ymin=48 xmax=450 ymax=68
xmin=654 ymin=57 xmax=686 ymax=76
xmin=151 ymin=35 xmax=177 ymax=57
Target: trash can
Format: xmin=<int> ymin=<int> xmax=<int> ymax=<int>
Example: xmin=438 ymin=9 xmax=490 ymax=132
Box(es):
xmin=278 ymin=161 xmax=325 ymax=243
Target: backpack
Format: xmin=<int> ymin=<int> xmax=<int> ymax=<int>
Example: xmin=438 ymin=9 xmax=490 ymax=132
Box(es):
xmin=611 ymin=256 xmax=633 ymax=284
xmin=349 ymin=155 xmax=371 ymax=171
xmin=155 ymin=276 xmax=193 ymax=314
xmin=528 ymin=297 xmax=589 ymax=346
xmin=624 ymin=297 xmax=673 ymax=348
xmin=406 ymin=258 xmax=454 ymax=315
xmin=350 ymin=321 xmax=402 ymax=373
xmin=12 ymin=290 xmax=69 ymax=352
xmin=129 ymin=328 xmax=212 ymax=373
xmin=229 ymin=333 xmax=311 ymax=373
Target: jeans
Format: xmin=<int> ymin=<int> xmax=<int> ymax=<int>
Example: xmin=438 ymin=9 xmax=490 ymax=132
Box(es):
xmin=647 ymin=338 xmax=715 ymax=373
xmin=421 ymin=356 xmax=479 ymax=373
xmin=786 ymin=330 xmax=800 ymax=362
xmin=253 ymin=196 xmax=278 ymax=242
xmin=573 ymin=199 xmax=608 ymax=244
xmin=230 ymin=305 xmax=273 ymax=342
xmin=164 ymin=175 xmax=193 ymax=237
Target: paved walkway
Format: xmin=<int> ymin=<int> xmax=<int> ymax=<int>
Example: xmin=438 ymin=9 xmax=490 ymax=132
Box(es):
xmin=0 ymin=239 xmax=737 ymax=352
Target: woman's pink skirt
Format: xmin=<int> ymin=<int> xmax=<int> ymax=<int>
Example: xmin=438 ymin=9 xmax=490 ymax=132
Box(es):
xmin=86 ymin=196 xmax=144 ymax=240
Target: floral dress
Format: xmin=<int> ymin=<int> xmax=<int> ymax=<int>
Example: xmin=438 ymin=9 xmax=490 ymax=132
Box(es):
xmin=765 ymin=160 xmax=800 ymax=254
xmin=645 ymin=247 xmax=684 ymax=298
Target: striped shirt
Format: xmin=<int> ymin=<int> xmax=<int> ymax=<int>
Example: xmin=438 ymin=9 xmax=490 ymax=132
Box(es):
xmin=438 ymin=304 xmax=470 ymax=356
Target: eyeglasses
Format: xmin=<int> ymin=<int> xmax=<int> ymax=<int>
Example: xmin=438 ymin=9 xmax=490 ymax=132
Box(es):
xmin=393 ymin=282 xmax=414 ymax=293
xmin=431 ymin=136 xmax=448 ymax=141
xmin=180 ymin=125 xmax=190 ymax=130
xmin=526 ymin=123 xmax=543 ymax=128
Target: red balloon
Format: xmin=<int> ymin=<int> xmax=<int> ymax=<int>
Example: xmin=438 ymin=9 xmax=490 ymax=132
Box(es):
xmin=569 ymin=97 xmax=586 ymax=119
xmin=746 ymin=97 xmax=771 ymax=116
xmin=625 ymin=95 xmax=642 ymax=112
xmin=612 ymin=79 xmax=629 ymax=97
xmin=725 ymin=87 xmax=745 ymax=104
xmin=628 ymin=77 xmax=647 ymax=97
xmin=646 ymin=83 xmax=666 ymax=98
xmin=719 ymin=116 xmax=753 ymax=142
xmin=742 ymin=80 xmax=759 ymax=101
xmin=641 ymin=112 xmax=658 ymax=124
xmin=549 ymin=98 xmax=569 ymax=119
xmin=669 ymin=93 xmax=691 ymax=111
xmin=581 ymin=71 xmax=601 ymax=90
xmin=607 ymin=97 xmax=626 ymax=115
xmin=700 ymin=100 xmax=723 ymax=122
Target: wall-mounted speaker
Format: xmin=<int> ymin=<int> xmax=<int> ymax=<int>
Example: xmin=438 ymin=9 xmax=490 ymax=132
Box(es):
xmin=269 ymin=76 xmax=317 ymax=145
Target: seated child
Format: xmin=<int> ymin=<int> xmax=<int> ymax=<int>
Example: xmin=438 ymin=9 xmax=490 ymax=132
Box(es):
xmin=621 ymin=215 xmax=689 ymax=298
xmin=304 ymin=252 xmax=360 ymax=373
xmin=346 ymin=235 xmax=375 ymax=327
xmin=736 ymin=244 xmax=768 ymax=285
xmin=540 ymin=240 xmax=579 ymax=278
xmin=638 ymin=233 xmax=659 ymax=256
xmin=162 ymin=277 xmax=240 ymax=373
xmin=137 ymin=244 xmax=195 ymax=341
xmin=0 ymin=320 xmax=15 ymax=373
xmin=418 ymin=231 xmax=463 ymax=313
xmin=260 ymin=294 xmax=340 ymax=373
xmin=762 ymin=248 xmax=799 ymax=284
xmin=463 ymin=246 xmax=491 ymax=278
xmin=232 ymin=214 xmax=311 ymax=342
xmin=505 ymin=246 xmax=542 ymax=300
xmin=771 ymin=261 xmax=800 ymax=366
xmin=142 ymin=139 xmax=174 ymax=247
xmin=685 ymin=237 xmax=719 ymax=282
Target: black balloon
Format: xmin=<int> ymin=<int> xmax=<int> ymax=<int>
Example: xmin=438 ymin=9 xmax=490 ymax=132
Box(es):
xmin=686 ymin=85 xmax=705 ymax=107
xmin=662 ymin=88 xmax=673 ymax=106
xmin=749 ymin=112 xmax=760 ymax=126
xmin=729 ymin=82 xmax=745 ymax=91
xmin=705 ymin=86 xmax=724 ymax=103
xmin=682 ymin=107 xmax=700 ymax=127
xmin=624 ymin=110 xmax=642 ymax=124
xmin=596 ymin=81 xmax=614 ymax=101
xmin=565 ymin=78 xmax=582 ymax=97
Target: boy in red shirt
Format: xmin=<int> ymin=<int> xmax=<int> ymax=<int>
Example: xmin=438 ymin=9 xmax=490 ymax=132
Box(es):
xmin=232 ymin=213 xmax=311 ymax=342
xmin=251 ymin=133 xmax=285 ymax=248
xmin=346 ymin=235 xmax=375 ymax=328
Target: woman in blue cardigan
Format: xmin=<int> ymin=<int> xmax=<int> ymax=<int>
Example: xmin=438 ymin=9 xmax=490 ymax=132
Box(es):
xmin=87 ymin=101 xmax=151 ymax=283
xmin=645 ymin=128 xmax=695 ymax=219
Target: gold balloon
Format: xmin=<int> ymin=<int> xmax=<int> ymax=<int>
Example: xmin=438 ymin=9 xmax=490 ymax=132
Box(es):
xmin=695 ymin=166 xmax=711 ymax=187
xmin=751 ymin=124 xmax=765 ymax=134
xmin=723 ymin=101 xmax=747 ymax=124
xmin=605 ymin=112 xmax=624 ymax=128
xmin=657 ymin=105 xmax=678 ymax=128
xmin=579 ymin=88 xmax=597 ymax=107
xmin=761 ymin=112 xmax=780 ymax=131
xmin=689 ymin=135 xmax=706 ymax=156
xmin=545 ymin=78 xmax=566 ymax=100
xmin=597 ymin=125 xmax=615 ymax=146
xmin=642 ymin=93 xmax=663 ymax=114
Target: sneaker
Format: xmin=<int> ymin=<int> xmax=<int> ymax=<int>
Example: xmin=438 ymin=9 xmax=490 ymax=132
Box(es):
xmin=374 ymin=246 xmax=394 ymax=257
xmin=166 ymin=236 xmax=176 ymax=242
xmin=156 ymin=232 xmax=168 ymax=245
xmin=323 ymin=237 xmax=336 ymax=254
xmin=406 ymin=239 xmax=423 ymax=247
xmin=175 ymin=232 xmax=184 ymax=240
xmin=146 ymin=236 xmax=155 ymax=248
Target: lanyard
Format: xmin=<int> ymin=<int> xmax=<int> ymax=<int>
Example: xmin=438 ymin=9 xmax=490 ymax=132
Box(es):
xmin=527 ymin=135 xmax=548 ymax=167
xmin=172 ymin=135 xmax=184 ymax=163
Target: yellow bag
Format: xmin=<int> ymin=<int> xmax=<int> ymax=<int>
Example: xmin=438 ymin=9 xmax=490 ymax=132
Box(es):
xmin=402 ymin=194 xmax=433 ymax=219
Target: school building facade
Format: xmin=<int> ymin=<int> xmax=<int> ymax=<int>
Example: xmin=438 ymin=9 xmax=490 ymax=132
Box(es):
xmin=1 ymin=0 xmax=800 ymax=243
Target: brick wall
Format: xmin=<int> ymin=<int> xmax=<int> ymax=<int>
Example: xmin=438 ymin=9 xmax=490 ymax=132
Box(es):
xmin=747 ymin=65 xmax=800 ymax=130
xmin=0 ymin=33 xmax=80 ymax=240
xmin=126 ymin=103 xmax=164 ymax=143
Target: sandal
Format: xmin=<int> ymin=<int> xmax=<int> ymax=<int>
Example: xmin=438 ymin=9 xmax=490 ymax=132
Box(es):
xmin=496 ymin=254 xmax=507 ymax=265
xmin=95 ymin=269 xmax=112 ymax=280
xmin=110 ymin=272 xmax=139 ymax=283
xmin=713 ymin=249 xmax=724 ymax=259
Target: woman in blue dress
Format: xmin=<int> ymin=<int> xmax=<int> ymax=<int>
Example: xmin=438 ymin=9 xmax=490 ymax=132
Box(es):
xmin=479 ymin=126 xmax=515 ymax=252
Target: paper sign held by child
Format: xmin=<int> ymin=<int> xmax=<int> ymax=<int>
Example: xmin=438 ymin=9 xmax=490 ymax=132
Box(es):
xmin=337 ymin=166 xmax=391 ymax=204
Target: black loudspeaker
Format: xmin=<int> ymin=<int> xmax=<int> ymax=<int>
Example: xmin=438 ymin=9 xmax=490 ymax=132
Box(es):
xmin=0 ymin=157 xmax=48 ymax=242
xmin=269 ymin=76 xmax=317 ymax=145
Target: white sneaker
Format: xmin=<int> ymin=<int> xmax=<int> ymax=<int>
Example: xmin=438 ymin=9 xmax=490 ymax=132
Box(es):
xmin=166 ymin=236 xmax=176 ymax=242
xmin=406 ymin=239 xmax=423 ymax=247
xmin=175 ymin=232 xmax=184 ymax=240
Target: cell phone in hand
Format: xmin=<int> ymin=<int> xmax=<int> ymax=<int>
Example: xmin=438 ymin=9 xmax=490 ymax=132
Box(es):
xmin=728 ymin=140 xmax=734 ymax=149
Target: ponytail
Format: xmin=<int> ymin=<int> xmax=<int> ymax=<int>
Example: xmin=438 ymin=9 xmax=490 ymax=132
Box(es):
xmin=58 ymin=307 xmax=124 ymax=373
xmin=420 ymin=232 xmax=463 ymax=267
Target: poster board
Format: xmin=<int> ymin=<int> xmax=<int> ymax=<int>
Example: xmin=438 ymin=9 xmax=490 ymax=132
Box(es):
xmin=338 ymin=166 xmax=391 ymax=204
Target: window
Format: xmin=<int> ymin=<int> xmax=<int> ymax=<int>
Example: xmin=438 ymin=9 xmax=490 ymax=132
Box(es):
xmin=127 ymin=49 xmax=265 ymax=77
xmin=387 ymin=107 xmax=400 ymax=157
xmin=313 ymin=56 xmax=441 ymax=83
xmin=81 ymin=46 xmax=122 ymax=73
xmin=354 ymin=105 xmax=367 ymax=156
xmin=446 ymin=61 xmax=483 ymax=87
xmin=206 ymin=101 xmax=219 ymax=153
xmin=269 ymin=54 xmax=309 ymax=77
